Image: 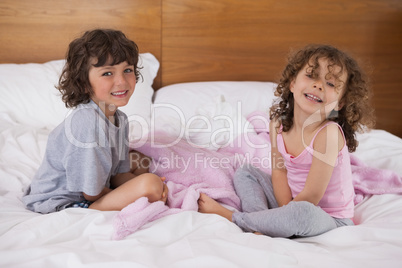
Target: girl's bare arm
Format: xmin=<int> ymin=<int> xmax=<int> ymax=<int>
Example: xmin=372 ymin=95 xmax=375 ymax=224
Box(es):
xmin=293 ymin=123 xmax=343 ymax=205
xmin=270 ymin=119 xmax=293 ymax=207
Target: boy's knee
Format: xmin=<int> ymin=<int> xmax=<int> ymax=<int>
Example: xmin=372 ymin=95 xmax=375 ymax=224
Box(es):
xmin=137 ymin=173 xmax=163 ymax=202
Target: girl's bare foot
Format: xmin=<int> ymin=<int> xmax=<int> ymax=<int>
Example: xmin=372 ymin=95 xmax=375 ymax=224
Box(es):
xmin=197 ymin=193 xmax=233 ymax=222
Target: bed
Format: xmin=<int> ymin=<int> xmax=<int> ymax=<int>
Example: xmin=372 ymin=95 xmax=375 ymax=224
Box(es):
xmin=1 ymin=1 xmax=402 ymax=267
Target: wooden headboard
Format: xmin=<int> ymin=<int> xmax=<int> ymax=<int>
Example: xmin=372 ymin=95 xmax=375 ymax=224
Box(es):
xmin=1 ymin=0 xmax=401 ymax=137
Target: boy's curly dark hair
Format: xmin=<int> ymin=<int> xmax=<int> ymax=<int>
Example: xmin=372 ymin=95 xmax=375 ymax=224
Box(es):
xmin=270 ymin=44 xmax=375 ymax=152
xmin=57 ymin=29 xmax=141 ymax=108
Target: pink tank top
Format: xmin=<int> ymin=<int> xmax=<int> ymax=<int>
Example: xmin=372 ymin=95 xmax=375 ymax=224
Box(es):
xmin=277 ymin=122 xmax=354 ymax=218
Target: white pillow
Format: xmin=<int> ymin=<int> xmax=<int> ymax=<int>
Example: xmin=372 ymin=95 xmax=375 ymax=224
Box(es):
xmin=0 ymin=53 xmax=159 ymax=130
xmin=151 ymin=81 xmax=277 ymax=150
xmin=0 ymin=59 xmax=66 ymax=129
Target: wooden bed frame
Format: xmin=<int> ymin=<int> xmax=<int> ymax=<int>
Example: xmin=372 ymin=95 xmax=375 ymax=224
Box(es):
xmin=1 ymin=0 xmax=401 ymax=137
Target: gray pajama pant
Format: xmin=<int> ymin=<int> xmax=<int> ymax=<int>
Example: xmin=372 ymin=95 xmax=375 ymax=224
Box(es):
xmin=232 ymin=165 xmax=354 ymax=238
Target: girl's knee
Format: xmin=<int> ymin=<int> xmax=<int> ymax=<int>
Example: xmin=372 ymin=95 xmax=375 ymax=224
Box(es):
xmin=286 ymin=201 xmax=325 ymax=235
xmin=234 ymin=165 xmax=269 ymax=186
xmin=287 ymin=201 xmax=316 ymax=215
xmin=284 ymin=201 xmax=316 ymax=226
xmin=234 ymin=165 xmax=255 ymax=184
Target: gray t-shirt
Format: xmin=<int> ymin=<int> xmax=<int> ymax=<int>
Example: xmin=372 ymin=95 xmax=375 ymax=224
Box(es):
xmin=23 ymin=101 xmax=130 ymax=213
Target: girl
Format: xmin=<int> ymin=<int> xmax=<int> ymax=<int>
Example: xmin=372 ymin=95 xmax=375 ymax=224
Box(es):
xmin=198 ymin=44 xmax=375 ymax=237
xmin=23 ymin=29 xmax=168 ymax=213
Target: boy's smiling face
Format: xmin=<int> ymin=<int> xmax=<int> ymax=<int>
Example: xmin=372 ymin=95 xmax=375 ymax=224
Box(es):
xmin=88 ymin=57 xmax=136 ymax=118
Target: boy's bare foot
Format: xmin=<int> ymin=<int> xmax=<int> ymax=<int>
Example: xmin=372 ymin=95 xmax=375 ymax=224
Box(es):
xmin=197 ymin=193 xmax=233 ymax=222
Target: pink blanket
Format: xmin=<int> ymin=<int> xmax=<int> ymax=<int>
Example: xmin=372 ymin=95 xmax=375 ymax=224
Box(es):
xmin=113 ymin=133 xmax=242 ymax=240
xmin=113 ymin=111 xmax=402 ymax=240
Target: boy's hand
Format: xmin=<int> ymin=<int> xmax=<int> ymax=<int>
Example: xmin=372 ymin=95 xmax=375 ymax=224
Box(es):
xmin=129 ymin=150 xmax=151 ymax=175
xmin=160 ymin=177 xmax=168 ymax=204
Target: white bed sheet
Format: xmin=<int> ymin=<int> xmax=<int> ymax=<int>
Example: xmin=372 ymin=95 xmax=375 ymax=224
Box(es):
xmin=1 ymin=110 xmax=402 ymax=268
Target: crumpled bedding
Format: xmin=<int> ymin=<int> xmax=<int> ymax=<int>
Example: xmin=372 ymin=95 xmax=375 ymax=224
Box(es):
xmin=113 ymin=111 xmax=402 ymax=240
xmin=1 ymin=110 xmax=402 ymax=267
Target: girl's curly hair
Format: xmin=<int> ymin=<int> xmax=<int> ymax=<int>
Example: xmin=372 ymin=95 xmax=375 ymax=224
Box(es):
xmin=57 ymin=29 xmax=141 ymax=108
xmin=270 ymin=44 xmax=375 ymax=152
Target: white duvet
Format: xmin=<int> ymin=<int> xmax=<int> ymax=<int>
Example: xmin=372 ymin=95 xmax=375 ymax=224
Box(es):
xmin=1 ymin=110 xmax=402 ymax=267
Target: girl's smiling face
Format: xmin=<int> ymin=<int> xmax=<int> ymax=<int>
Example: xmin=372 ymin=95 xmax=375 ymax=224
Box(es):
xmin=88 ymin=57 xmax=136 ymax=118
xmin=290 ymin=57 xmax=347 ymax=117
